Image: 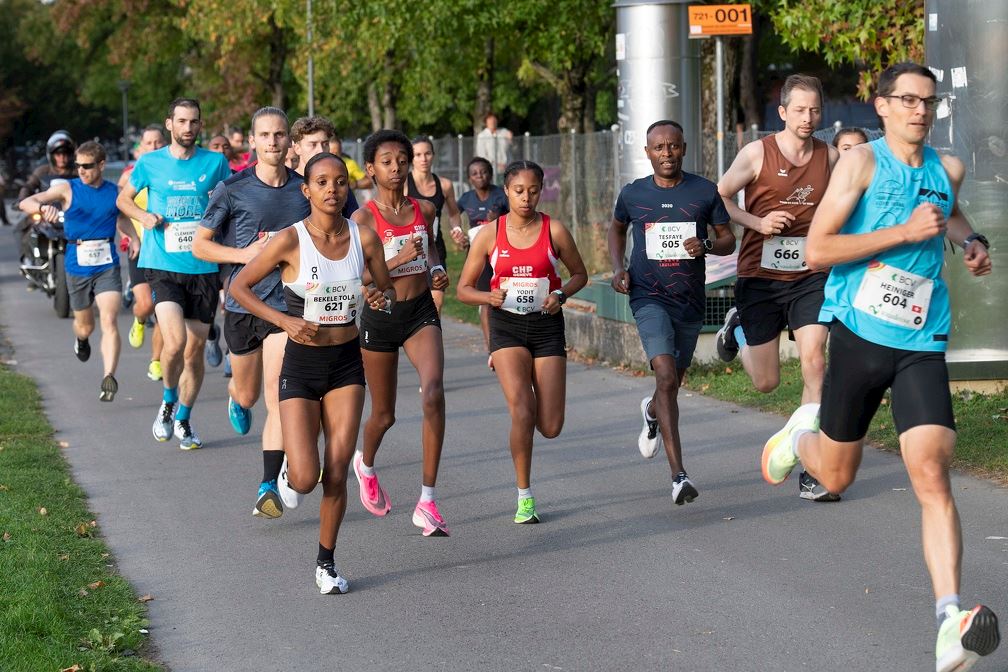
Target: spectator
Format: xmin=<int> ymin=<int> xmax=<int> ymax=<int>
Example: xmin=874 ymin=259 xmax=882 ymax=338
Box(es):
xmin=476 ymin=112 xmax=513 ymax=176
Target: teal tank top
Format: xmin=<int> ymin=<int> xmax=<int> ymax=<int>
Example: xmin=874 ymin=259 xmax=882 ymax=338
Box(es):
xmin=819 ymin=138 xmax=953 ymax=352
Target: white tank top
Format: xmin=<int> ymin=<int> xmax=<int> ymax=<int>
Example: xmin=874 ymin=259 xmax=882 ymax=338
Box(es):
xmin=282 ymin=219 xmax=366 ymax=326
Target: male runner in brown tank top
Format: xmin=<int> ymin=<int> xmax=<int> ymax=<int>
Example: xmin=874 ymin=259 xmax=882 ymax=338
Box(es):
xmin=716 ymin=74 xmax=840 ymax=502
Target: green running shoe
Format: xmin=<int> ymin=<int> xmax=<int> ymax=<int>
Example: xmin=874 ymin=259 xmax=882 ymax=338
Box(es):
xmin=761 ymin=403 xmax=819 ymax=485
xmin=128 ymin=317 xmax=145 ymax=348
xmin=936 ymin=605 xmax=1000 ymax=672
xmin=514 ymin=496 xmax=540 ymax=524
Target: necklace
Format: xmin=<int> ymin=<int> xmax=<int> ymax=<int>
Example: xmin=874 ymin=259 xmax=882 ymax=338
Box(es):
xmin=506 ymin=213 xmax=537 ymax=233
xmin=374 ymin=197 xmax=408 ymax=216
xmin=305 ymin=216 xmax=346 ymax=239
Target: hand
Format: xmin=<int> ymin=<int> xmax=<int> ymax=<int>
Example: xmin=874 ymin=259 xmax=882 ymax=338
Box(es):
xmin=449 ymin=226 xmax=466 ymax=246
xmin=129 ymin=238 xmax=140 ymax=260
xmin=140 ymin=211 xmax=164 ymax=230
xmin=398 ymin=235 xmax=423 ymax=263
xmin=39 ymin=204 xmax=60 ymax=223
xmin=487 ymin=287 xmax=507 ymax=308
xmin=902 ymin=203 xmax=946 ymax=243
xmin=963 ymin=240 xmax=992 ymax=277
xmin=431 ymin=268 xmax=449 ymax=291
xmin=242 ymin=236 xmax=269 ymax=264
xmin=540 ymin=292 xmax=562 ymax=315
xmin=756 ymin=210 xmax=795 ymax=235
xmin=683 ymin=236 xmax=705 ymax=258
xmin=611 ymin=270 xmax=630 ymax=295
xmin=365 ymin=286 xmax=393 ymax=311
xmin=283 ymin=317 xmax=318 ymax=344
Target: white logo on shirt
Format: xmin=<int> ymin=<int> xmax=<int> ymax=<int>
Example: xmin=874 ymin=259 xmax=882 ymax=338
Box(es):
xmin=780 ymin=185 xmax=815 ymax=206
xmin=661 ymin=203 xmax=675 ymax=208
xmin=777 ymin=168 xmax=789 ymax=177
xmin=499 ymin=249 xmax=510 ymax=258
xmin=198 ymin=174 xmax=207 ymax=182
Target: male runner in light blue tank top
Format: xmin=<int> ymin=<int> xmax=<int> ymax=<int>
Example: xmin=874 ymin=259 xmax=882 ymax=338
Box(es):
xmin=759 ymin=63 xmax=999 ymax=672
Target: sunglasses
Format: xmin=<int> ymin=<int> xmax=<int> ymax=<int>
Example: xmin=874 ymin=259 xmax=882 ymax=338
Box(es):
xmin=75 ymin=162 xmax=98 ymax=170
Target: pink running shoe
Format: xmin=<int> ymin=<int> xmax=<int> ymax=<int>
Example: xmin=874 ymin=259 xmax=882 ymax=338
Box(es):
xmin=353 ymin=452 xmax=391 ymax=516
xmin=412 ymin=499 xmax=449 ymax=537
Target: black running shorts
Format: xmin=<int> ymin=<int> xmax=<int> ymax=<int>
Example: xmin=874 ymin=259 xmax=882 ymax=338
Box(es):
xmin=734 ymin=272 xmax=827 ymax=346
xmin=145 ymin=269 xmax=220 ymax=324
xmin=359 ymin=291 xmax=441 ymax=352
xmin=279 ymin=339 xmax=364 ymax=401
xmin=224 ymin=310 xmax=284 ymax=356
xmin=489 ymin=308 xmax=566 ymax=358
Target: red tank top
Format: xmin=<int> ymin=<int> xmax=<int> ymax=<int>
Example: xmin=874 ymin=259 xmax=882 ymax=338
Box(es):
xmin=489 ymin=214 xmax=562 ymax=292
xmin=366 ymin=197 xmax=429 ymax=278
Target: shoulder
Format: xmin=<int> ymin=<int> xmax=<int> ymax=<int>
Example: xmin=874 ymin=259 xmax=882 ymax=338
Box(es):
xmin=438 ymin=175 xmax=454 ymax=191
xmin=938 ymin=152 xmax=965 ymax=186
xmin=356 ymin=221 xmax=380 ymax=245
xmin=416 ymin=198 xmax=436 ymax=216
xmin=352 ymin=203 xmax=376 ymax=227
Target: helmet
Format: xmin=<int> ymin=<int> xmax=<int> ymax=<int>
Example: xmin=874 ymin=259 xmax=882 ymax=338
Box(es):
xmin=46 ymin=130 xmax=76 ymax=165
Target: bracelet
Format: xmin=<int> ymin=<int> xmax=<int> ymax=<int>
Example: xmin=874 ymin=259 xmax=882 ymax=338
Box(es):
xmin=430 ymin=264 xmax=446 ymax=275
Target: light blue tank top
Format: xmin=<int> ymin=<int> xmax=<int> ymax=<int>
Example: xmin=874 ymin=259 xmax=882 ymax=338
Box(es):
xmin=819 ymin=139 xmax=953 ymax=352
xmin=64 ymin=178 xmax=120 ymax=277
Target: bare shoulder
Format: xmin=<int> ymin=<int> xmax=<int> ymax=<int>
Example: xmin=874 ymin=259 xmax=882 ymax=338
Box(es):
xmin=438 ymin=175 xmax=454 ymax=193
xmin=353 ymin=204 xmax=375 ymax=229
xmin=826 ymin=144 xmax=841 ymax=168
xmin=356 ymin=221 xmax=381 ymax=246
xmin=939 ymin=153 xmax=966 ymax=189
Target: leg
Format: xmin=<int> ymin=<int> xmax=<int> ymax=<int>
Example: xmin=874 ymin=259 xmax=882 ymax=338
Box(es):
xmin=739 ymin=336 xmax=783 ymax=393
xmin=796 ymin=430 xmax=864 ymax=494
xmin=402 ymin=326 xmax=445 ymax=487
xmin=179 ymin=319 xmax=210 ymax=407
xmin=480 ymin=305 xmax=490 ymax=352
xmin=72 ymin=306 xmax=96 ymax=342
xmin=152 ymin=322 xmax=164 ymax=362
xmin=132 ymin=282 xmax=154 ymax=321
xmin=260 ymin=332 xmax=286 ymax=453
xmin=492 ymin=347 xmax=537 ymax=489
xmin=278 ymin=397 xmax=322 ymax=494
xmin=318 ymin=385 xmax=366 ymax=549
xmin=94 ymin=290 xmax=122 ymax=376
xmin=649 ymin=355 xmax=685 ymax=473
xmin=531 ymin=356 xmax=566 ymax=439
xmin=228 ymin=349 xmax=264 ymax=409
xmin=154 ymin=302 xmax=186 ymax=389
xmin=360 ymin=349 xmax=399 ymax=467
xmin=430 ymin=289 xmax=444 ymax=315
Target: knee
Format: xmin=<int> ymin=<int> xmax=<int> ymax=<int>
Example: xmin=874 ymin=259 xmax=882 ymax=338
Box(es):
xmin=753 ymin=373 xmax=780 ymax=394
xmin=134 ymin=296 xmax=153 ymax=317
xmin=911 ymin=460 xmax=953 ymax=501
xmin=420 ymin=381 xmax=445 ymax=416
xmin=232 ymin=388 xmax=258 ymax=409
xmin=801 ymin=350 xmax=826 ymax=377
xmin=511 ymin=403 xmax=536 ymax=432
xmin=818 ymin=470 xmax=856 ymax=495
xmin=369 ymin=409 xmax=396 ymax=433
xmin=537 ymin=416 xmax=564 ymax=439
xmin=288 ymin=469 xmax=318 ymax=494
xmin=320 ymin=465 xmax=348 ymax=494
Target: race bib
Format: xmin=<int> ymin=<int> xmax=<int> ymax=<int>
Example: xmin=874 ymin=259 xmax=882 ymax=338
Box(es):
xmin=77 ymin=239 xmax=112 ymax=267
xmin=165 ymin=220 xmax=199 ymax=253
xmin=384 ymin=231 xmax=428 ymax=278
xmin=760 ymin=236 xmax=807 ymax=272
xmin=853 ymin=261 xmax=933 ymax=330
xmin=644 ymin=221 xmax=694 ymax=261
xmin=500 ymin=276 xmax=549 ymax=315
xmin=302 ymin=279 xmax=362 ymax=325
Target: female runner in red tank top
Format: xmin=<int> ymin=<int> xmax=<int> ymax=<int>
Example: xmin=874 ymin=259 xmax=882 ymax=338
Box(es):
xmin=457 ymin=160 xmax=587 ymax=524
xmin=351 ymin=130 xmax=452 ymax=537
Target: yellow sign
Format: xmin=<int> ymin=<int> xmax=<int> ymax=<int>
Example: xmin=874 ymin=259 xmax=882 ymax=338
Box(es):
xmin=688 ymin=4 xmax=753 ymax=37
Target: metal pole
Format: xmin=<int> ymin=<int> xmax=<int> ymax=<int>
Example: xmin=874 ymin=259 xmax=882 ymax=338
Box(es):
xmin=306 ymin=0 xmax=315 ymax=117
xmin=523 ymin=131 xmax=530 ymax=161
xmin=569 ymin=129 xmax=578 ymax=233
xmin=611 ymin=124 xmax=620 ymax=190
xmin=457 ymin=134 xmax=464 ymax=189
xmin=118 ymin=80 xmax=130 ymax=160
xmin=715 ymin=36 xmax=724 ymax=178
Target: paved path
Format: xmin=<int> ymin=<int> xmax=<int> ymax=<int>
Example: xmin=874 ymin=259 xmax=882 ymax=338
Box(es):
xmin=0 ymin=238 xmax=1005 ymax=671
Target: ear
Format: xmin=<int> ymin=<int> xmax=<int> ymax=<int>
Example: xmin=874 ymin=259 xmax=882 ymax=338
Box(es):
xmin=777 ymin=105 xmax=787 ymax=123
xmin=874 ymin=96 xmax=887 ymax=119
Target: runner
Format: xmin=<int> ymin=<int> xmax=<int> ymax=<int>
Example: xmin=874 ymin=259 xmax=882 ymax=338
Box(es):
xmin=119 ymin=125 xmax=167 ymax=382
xmin=352 ymin=129 xmax=451 ymax=537
xmin=406 ymin=137 xmax=461 ymax=314
xmin=290 ymin=116 xmax=360 ymax=218
xmin=454 ymin=156 xmax=509 ymax=362
xmin=759 ymin=63 xmax=1000 ymax=672
xmin=329 ymin=136 xmax=370 ymax=190
xmin=116 ymin=98 xmax=232 ymax=450
xmin=715 ymin=74 xmax=841 ymax=502
xmin=457 ymin=160 xmax=587 ymax=524
xmin=230 ymin=152 xmax=394 ymax=593
xmin=193 ymin=106 xmax=306 ymax=518
xmin=19 ymin=141 xmax=139 ymax=400
xmin=833 ymin=127 xmax=869 ymax=153
xmin=608 ymin=120 xmax=735 ymax=504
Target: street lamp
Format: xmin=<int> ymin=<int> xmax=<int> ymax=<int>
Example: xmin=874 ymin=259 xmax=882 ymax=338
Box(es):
xmin=117 ymin=80 xmax=130 ymax=160
xmin=306 ymin=0 xmax=314 ymax=117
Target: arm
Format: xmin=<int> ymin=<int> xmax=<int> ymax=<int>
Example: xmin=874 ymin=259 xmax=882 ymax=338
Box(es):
xmin=116 ymin=213 xmax=141 ymax=259
xmin=540 ymin=219 xmax=588 ymax=314
xmin=117 ymin=168 xmax=133 ymax=190
xmin=419 ymin=199 xmax=449 ymax=290
xmin=116 ymin=181 xmax=162 ymax=229
xmin=358 ymin=225 xmax=397 ymax=308
xmin=440 ymin=177 xmax=462 ymax=231
xmin=607 ymin=217 xmax=631 ymax=294
xmin=941 ymin=155 xmax=992 ymax=277
xmin=18 ymin=181 xmax=70 ymax=222
xmin=192 ymin=187 xmax=266 ymax=264
xmin=717 ymin=141 xmax=795 ymax=235
xmin=457 ymin=224 xmax=505 ymax=308
xmin=708 ymin=222 xmax=736 ymax=256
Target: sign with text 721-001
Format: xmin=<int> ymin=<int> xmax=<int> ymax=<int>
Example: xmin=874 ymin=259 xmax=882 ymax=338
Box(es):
xmin=688 ymin=4 xmax=753 ymax=37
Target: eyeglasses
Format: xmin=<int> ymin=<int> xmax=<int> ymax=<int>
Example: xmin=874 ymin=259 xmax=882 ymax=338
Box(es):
xmin=75 ymin=162 xmax=98 ymax=170
xmin=883 ymin=94 xmax=943 ymax=111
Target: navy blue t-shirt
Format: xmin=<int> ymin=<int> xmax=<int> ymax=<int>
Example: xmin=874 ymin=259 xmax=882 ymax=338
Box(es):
xmin=458 ymin=185 xmax=509 ymax=225
xmin=613 ymin=172 xmax=729 ymax=322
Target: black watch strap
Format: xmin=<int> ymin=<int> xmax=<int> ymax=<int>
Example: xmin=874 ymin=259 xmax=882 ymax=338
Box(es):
xmin=703 ymin=238 xmax=714 ymax=252
xmin=551 ymin=289 xmax=567 ymax=305
xmin=963 ymin=233 xmax=989 ymax=250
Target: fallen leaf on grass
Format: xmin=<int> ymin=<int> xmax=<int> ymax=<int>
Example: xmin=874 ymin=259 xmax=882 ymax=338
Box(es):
xmin=701 ymin=384 xmax=710 ymax=393
xmin=87 ymin=581 xmax=105 ymax=591
xmin=138 ymin=594 xmax=155 ymax=603
xmin=78 ymin=588 xmax=89 ymax=597
xmin=58 ymin=553 xmax=69 ymax=561
xmin=60 ymin=665 xmax=81 ymax=672
xmin=58 ymin=441 xmax=69 ymax=448
xmin=38 ymin=507 xmax=48 ymax=516
xmin=0 ymin=484 xmax=9 ymax=491
xmin=2 ymin=532 xmax=10 ymax=542
xmin=73 ymin=523 xmax=92 ymax=537
xmin=724 ymin=367 xmax=733 ymax=374
xmin=100 ymin=552 xmax=109 ymax=559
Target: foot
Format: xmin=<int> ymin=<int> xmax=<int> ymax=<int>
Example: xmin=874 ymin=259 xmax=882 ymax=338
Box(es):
xmin=798 ymin=470 xmax=841 ymax=502
xmin=277 ymin=455 xmax=304 ymax=510
xmin=637 ymin=396 xmax=662 ymax=459
xmin=412 ymin=499 xmax=450 ymax=537
xmin=353 ymin=451 xmax=390 ymax=516
xmin=128 ymin=318 xmax=145 ymax=349
xmin=152 ymin=401 xmax=175 ymax=441
xmin=173 ymin=419 xmax=203 ymax=450
xmin=315 ymin=562 xmax=349 ymax=595
xmin=715 ymin=306 xmax=740 ymax=362
xmin=99 ymin=374 xmax=118 ymax=402
xmin=228 ymin=396 xmax=252 ymax=435
xmin=761 ymin=403 xmax=819 ymax=485
xmin=514 ymin=496 xmax=540 ymax=524
xmin=147 ymin=360 xmax=162 ymax=381
xmin=672 ymin=471 xmax=699 ymax=505
xmin=74 ymin=337 xmax=91 ymax=363
xmin=252 ymin=479 xmax=283 ymax=519
xmin=205 ymin=331 xmax=223 ymax=367
xmin=936 ymin=605 xmax=1000 ymax=672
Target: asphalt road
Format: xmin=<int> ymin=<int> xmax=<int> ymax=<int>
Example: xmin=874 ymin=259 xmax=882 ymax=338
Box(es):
xmin=0 ymin=233 xmax=1005 ymax=672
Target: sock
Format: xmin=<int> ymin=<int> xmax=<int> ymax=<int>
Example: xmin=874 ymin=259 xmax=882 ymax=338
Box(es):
xmin=175 ymin=404 xmax=192 ymax=422
xmin=162 ymin=387 xmax=178 ymax=404
xmin=355 ymin=451 xmax=375 ymax=476
xmin=518 ymin=487 xmax=532 ymax=500
xmin=263 ymin=450 xmax=285 ymax=483
xmin=733 ymin=325 xmax=747 ymax=348
xmin=936 ymin=594 xmax=960 ymax=628
xmin=317 ymin=543 xmax=334 ymax=566
xmin=791 ymin=429 xmax=811 ymax=458
xmin=420 ymin=485 xmax=436 ymax=502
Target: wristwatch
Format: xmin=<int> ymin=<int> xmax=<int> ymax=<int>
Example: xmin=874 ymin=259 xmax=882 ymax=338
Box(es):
xmin=430 ymin=264 xmax=446 ymax=275
xmin=702 ymin=238 xmax=714 ymax=252
xmin=962 ymin=233 xmax=989 ymax=250
xmin=551 ymin=289 xmax=567 ymax=305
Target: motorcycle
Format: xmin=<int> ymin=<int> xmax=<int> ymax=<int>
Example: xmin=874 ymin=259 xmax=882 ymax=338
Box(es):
xmin=17 ymin=208 xmax=70 ymax=318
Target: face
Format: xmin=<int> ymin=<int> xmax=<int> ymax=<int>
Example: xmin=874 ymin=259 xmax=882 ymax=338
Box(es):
xmin=778 ymin=88 xmax=822 ymax=140
xmin=75 ymin=152 xmax=104 ymax=185
xmin=503 ymin=169 xmax=542 ymax=218
xmin=137 ymin=130 xmax=166 ymax=157
xmin=250 ymin=114 xmax=290 ymax=168
xmin=208 ymin=136 xmax=231 ymax=156
xmin=230 ymin=131 xmax=246 ymax=150
xmin=285 ymin=145 xmax=299 ymax=170
xmin=468 ymin=162 xmax=491 ymax=190
xmin=301 ymin=157 xmax=349 ymax=216
xmin=329 ymin=138 xmax=342 ymax=155
xmin=166 ymin=105 xmax=202 ymax=148
xmin=485 ymin=114 xmax=498 ymax=132
xmin=644 ymin=125 xmax=686 ymax=180
xmin=366 ymin=141 xmax=410 ymax=190
xmin=412 ymin=142 xmax=433 ymax=172
xmin=52 ymin=149 xmax=72 ymax=170
xmin=875 ymin=73 xmax=937 ymax=145
xmin=835 ymin=132 xmax=867 ymax=153
xmin=293 ymin=131 xmax=330 ymax=163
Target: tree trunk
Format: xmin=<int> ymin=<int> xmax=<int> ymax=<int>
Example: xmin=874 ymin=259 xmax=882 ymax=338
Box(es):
xmin=381 ymin=52 xmax=397 ymax=130
xmin=473 ymin=38 xmax=494 ymax=135
xmin=699 ymin=37 xmax=739 ymax=181
xmin=267 ymin=14 xmax=288 ymax=110
xmin=738 ymin=12 xmax=762 ymax=129
xmin=367 ymin=83 xmax=381 ymax=132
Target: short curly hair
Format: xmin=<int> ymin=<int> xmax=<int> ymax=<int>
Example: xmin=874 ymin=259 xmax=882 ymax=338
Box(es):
xmin=290 ymin=116 xmax=335 ymax=144
xmin=363 ymin=129 xmax=413 ymax=165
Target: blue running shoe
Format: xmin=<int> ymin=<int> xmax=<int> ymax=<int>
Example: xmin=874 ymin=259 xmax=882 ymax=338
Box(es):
xmin=205 ymin=325 xmax=223 ymax=367
xmin=253 ymin=480 xmax=283 ymax=519
xmin=228 ymin=396 xmax=252 ymax=435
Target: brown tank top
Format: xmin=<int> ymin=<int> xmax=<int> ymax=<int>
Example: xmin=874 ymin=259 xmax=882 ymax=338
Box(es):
xmin=737 ymin=135 xmax=830 ymax=280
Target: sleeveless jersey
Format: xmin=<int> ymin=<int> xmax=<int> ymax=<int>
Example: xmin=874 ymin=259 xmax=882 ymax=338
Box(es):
xmin=282 ymin=220 xmax=365 ymax=327
xmin=819 ymin=139 xmax=954 ymax=352
xmin=489 ymin=215 xmax=562 ymax=315
xmin=406 ymin=172 xmax=445 ymax=242
xmin=64 ymin=178 xmax=120 ymax=276
xmin=738 ymin=135 xmax=831 ymax=280
xmin=366 ymin=198 xmax=429 ymax=278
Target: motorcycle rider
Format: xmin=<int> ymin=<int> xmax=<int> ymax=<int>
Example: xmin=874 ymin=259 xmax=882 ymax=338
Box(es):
xmin=16 ymin=131 xmax=78 ymax=260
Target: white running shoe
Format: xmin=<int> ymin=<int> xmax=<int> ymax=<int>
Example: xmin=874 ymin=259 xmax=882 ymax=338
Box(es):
xmin=152 ymin=401 xmax=175 ymax=442
xmin=277 ymin=455 xmax=304 ymax=509
xmin=637 ymin=396 xmax=662 ymax=459
xmin=173 ymin=419 xmax=203 ymax=450
xmin=315 ymin=563 xmax=349 ymax=594
xmin=672 ymin=472 xmax=699 ymax=505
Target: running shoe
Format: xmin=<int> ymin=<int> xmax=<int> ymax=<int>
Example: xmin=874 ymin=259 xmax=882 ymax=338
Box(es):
xmin=353 ymin=451 xmax=390 ymax=516
xmin=936 ymin=605 xmax=1000 ymax=672
xmin=122 ymin=283 xmax=134 ymax=309
xmin=74 ymin=337 xmax=91 ymax=362
xmin=514 ymin=496 xmax=540 ymax=524
xmin=715 ymin=306 xmax=740 ymax=362
xmin=412 ymin=500 xmax=450 ymax=537
xmin=128 ymin=317 xmax=145 ymax=349
xmin=798 ymin=470 xmax=841 ymax=502
xmin=99 ymin=374 xmax=118 ymax=402
xmin=205 ymin=328 xmax=223 ymax=367
xmin=637 ymin=396 xmax=662 ymax=459
xmin=147 ymin=360 xmax=162 ymax=381
xmin=315 ymin=562 xmax=349 ymax=595
xmin=152 ymin=401 xmax=175 ymax=442
xmin=174 ymin=419 xmax=203 ymax=450
xmin=223 ymin=354 xmax=232 ymax=378
xmin=761 ymin=403 xmax=819 ymax=485
xmin=277 ymin=455 xmax=304 ymax=510
xmin=252 ymin=479 xmax=283 ymax=519
xmin=672 ymin=471 xmax=699 ymax=505
xmin=228 ymin=396 xmax=252 ymax=435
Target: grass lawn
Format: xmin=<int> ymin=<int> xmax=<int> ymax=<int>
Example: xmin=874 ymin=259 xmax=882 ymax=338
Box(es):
xmin=0 ymin=365 xmax=160 ymax=671
xmin=439 ymin=244 xmax=480 ymax=326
